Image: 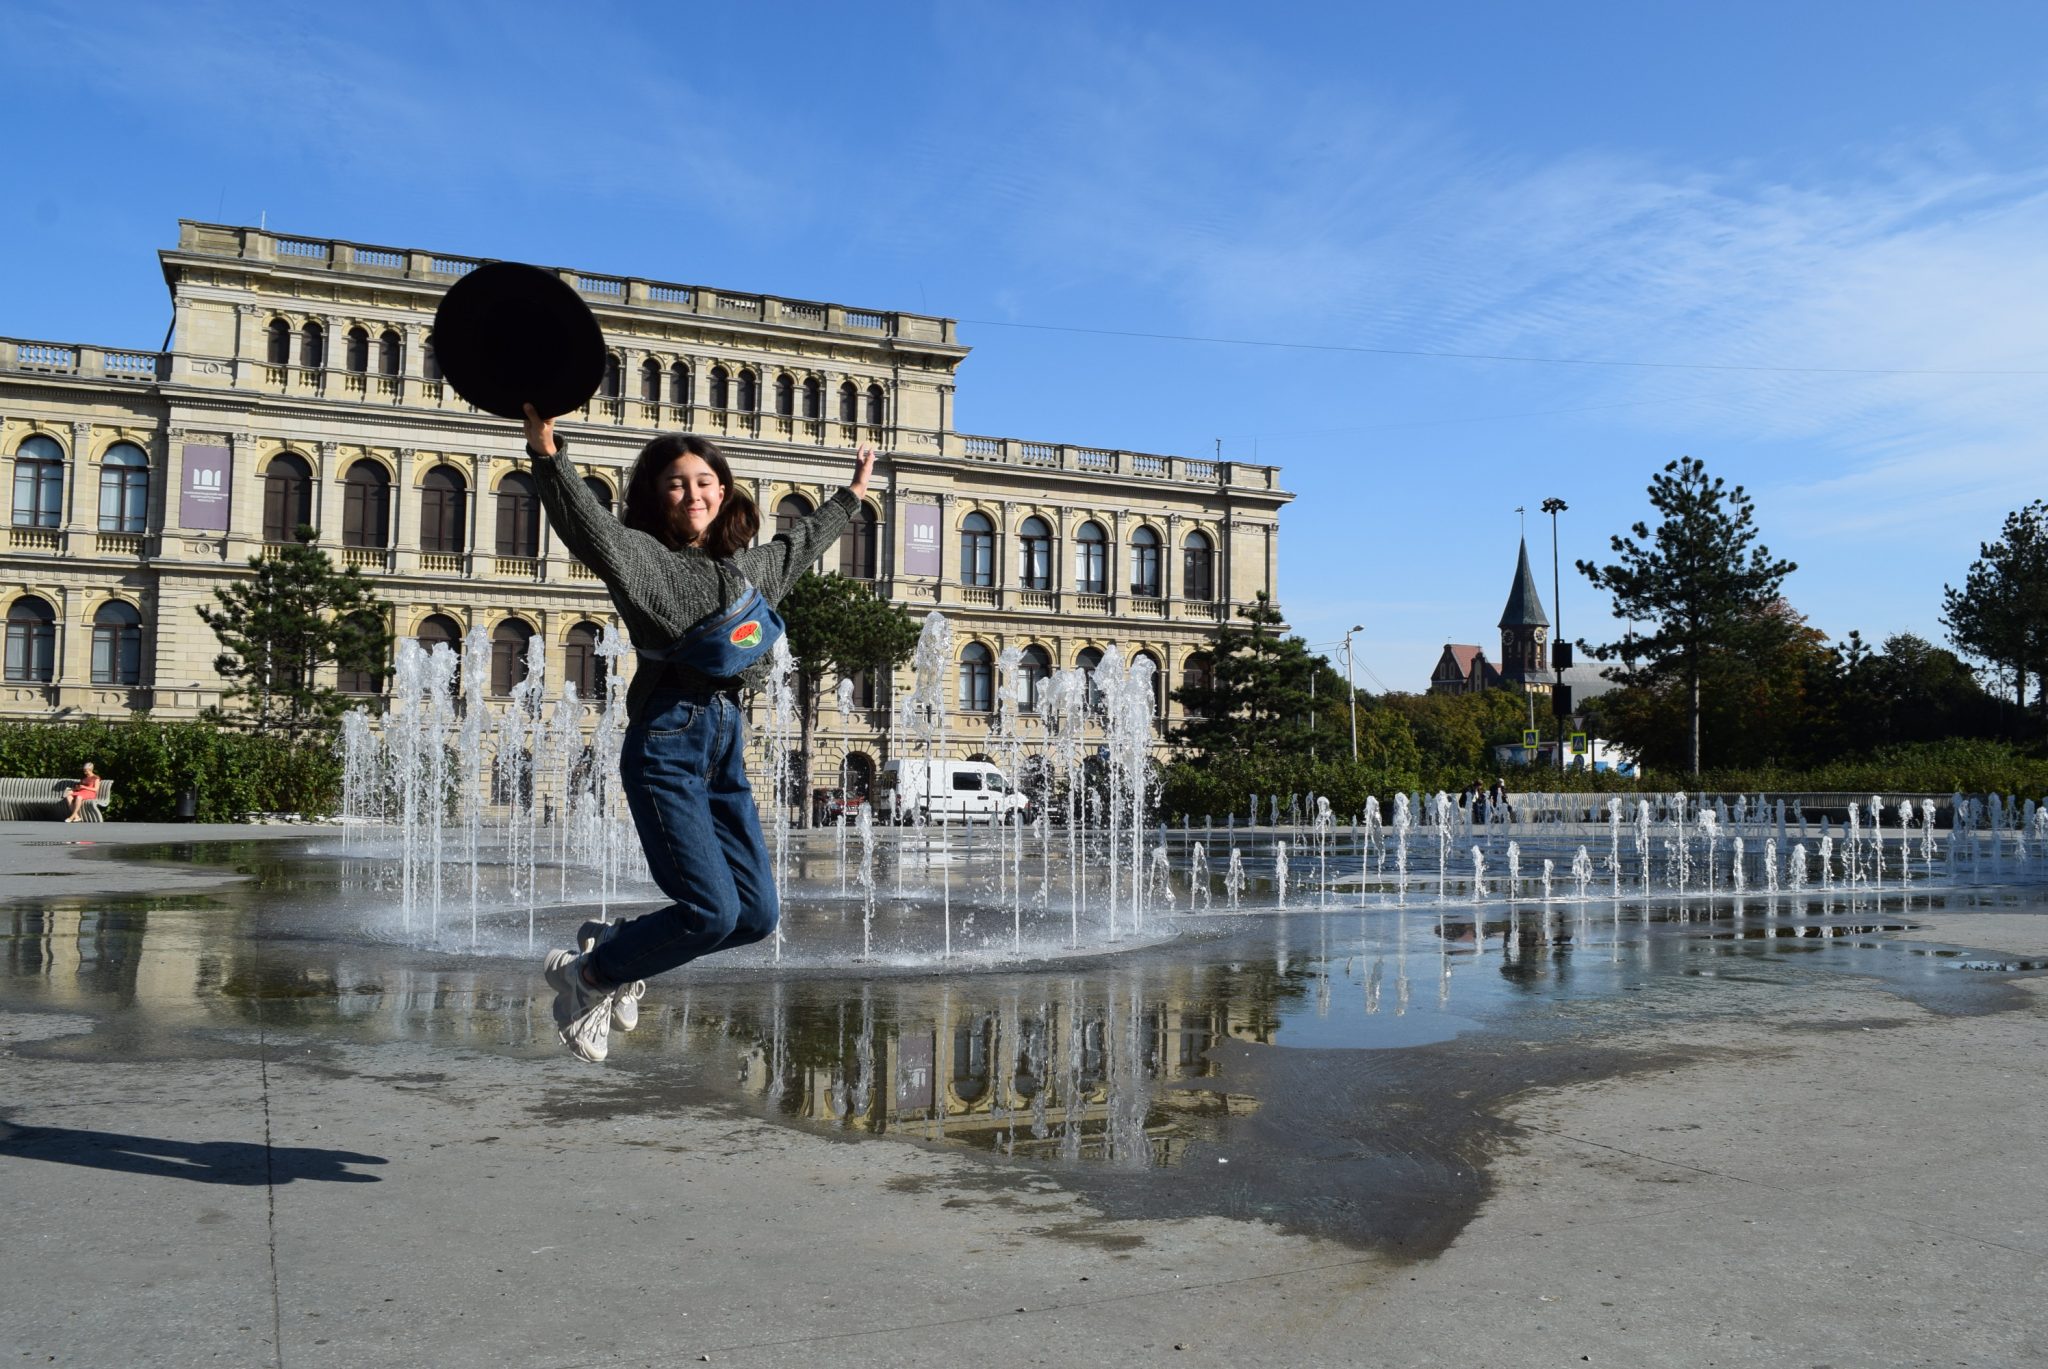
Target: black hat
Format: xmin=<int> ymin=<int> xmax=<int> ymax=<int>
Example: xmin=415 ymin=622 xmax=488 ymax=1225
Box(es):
xmin=431 ymin=261 xmax=607 ymax=421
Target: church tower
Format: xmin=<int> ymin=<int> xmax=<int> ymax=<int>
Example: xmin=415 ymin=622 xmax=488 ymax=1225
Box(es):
xmin=1498 ymin=537 xmax=1550 ymax=685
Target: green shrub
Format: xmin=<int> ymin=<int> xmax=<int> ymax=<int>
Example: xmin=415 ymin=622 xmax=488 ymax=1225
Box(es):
xmin=0 ymin=717 xmax=341 ymax=821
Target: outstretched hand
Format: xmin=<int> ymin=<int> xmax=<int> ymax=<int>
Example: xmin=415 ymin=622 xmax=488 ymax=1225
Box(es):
xmin=521 ymin=404 xmax=556 ymax=457
xmin=850 ymin=443 xmax=877 ymax=500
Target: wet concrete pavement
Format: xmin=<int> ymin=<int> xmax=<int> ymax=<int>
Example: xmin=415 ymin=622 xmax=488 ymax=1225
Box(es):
xmin=3 ymin=822 xmax=2046 ymax=1367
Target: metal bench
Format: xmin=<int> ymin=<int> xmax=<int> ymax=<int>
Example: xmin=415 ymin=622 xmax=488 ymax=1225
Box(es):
xmin=0 ymin=777 xmax=114 ymax=821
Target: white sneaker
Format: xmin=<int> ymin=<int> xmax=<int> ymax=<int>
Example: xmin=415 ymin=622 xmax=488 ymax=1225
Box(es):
xmin=542 ymin=949 xmax=614 ymax=1061
xmin=578 ymin=921 xmax=645 ymax=1033
xmin=559 ymin=996 xmax=614 ymax=1064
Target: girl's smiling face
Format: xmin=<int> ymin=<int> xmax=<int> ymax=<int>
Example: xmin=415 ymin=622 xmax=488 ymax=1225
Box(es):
xmin=663 ymin=452 xmax=725 ymax=546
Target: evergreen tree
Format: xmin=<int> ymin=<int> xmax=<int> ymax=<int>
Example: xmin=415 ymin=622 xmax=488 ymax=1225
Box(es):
xmin=1941 ymin=500 xmax=2048 ymax=727
xmin=196 ymin=527 xmax=391 ymax=739
xmin=778 ymin=570 xmax=921 ymax=821
xmin=1170 ymin=593 xmax=1323 ymax=756
xmin=1577 ymin=456 xmax=1797 ymax=774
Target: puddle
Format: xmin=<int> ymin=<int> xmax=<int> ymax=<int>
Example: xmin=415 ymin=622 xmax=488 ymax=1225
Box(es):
xmin=5 ymin=839 xmax=2045 ymax=1256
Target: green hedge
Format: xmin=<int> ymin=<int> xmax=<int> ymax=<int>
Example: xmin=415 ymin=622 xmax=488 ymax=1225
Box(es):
xmin=0 ymin=718 xmax=341 ymax=821
xmin=1158 ymin=738 xmax=2048 ymax=821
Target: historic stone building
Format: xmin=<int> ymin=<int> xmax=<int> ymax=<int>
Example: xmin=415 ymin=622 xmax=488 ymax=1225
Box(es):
xmin=1 ymin=221 xmax=1291 ymax=797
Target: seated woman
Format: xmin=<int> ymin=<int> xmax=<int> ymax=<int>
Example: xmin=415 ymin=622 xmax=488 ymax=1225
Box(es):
xmin=62 ymin=762 xmax=101 ymax=823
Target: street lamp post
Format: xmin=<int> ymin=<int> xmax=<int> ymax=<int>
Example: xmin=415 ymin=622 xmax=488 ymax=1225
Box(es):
xmin=1541 ymin=496 xmax=1568 ymax=770
xmin=1343 ymin=623 xmax=1363 ymax=762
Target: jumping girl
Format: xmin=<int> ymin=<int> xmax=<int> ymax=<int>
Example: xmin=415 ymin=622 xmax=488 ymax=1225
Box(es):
xmin=521 ymin=404 xmax=874 ymax=1061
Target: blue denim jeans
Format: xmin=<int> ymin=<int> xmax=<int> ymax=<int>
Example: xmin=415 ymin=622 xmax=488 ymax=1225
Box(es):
xmin=588 ymin=688 xmax=778 ymax=985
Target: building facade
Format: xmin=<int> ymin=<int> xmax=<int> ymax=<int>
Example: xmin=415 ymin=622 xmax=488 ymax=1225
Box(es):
xmin=2 ymin=221 xmax=1292 ymax=794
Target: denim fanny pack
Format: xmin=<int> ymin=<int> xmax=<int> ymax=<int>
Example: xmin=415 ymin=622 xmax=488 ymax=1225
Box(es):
xmin=644 ymin=579 xmax=785 ymax=682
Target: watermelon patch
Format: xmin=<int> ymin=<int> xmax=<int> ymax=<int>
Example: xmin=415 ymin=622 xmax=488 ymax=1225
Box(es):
xmin=730 ymin=620 xmax=763 ymax=648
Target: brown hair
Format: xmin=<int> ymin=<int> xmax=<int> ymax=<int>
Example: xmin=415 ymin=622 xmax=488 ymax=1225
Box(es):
xmin=621 ymin=433 xmax=758 ymax=558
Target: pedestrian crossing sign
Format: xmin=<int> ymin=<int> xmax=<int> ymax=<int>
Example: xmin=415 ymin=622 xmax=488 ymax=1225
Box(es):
xmin=1569 ymin=731 xmax=1589 ymax=755
xmin=1522 ymin=728 xmax=1540 ymax=749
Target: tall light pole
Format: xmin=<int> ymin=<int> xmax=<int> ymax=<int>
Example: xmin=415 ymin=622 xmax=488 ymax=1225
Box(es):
xmin=1541 ymin=496 xmax=1568 ymax=770
xmin=1343 ymin=624 xmax=1363 ymax=762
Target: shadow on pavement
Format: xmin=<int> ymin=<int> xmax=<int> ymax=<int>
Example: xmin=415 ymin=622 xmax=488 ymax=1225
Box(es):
xmin=0 ymin=1119 xmax=386 ymax=1185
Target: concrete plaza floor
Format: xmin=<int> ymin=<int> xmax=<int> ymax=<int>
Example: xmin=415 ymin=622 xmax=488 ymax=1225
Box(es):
xmin=1 ymin=822 xmax=2045 ymax=1368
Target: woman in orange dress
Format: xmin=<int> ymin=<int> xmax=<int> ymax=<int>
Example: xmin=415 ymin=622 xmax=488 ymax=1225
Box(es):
xmin=62 ymin=762 xmax=101 ymax=822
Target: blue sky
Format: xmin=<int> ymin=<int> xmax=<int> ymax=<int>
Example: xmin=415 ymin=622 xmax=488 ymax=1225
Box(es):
xmin=8 ymin=1 xmax=2048 ymax=691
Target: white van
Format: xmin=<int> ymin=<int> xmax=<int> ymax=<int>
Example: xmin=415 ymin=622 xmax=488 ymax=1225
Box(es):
xmin=877 ymin=758 xmax=1030 ymax=823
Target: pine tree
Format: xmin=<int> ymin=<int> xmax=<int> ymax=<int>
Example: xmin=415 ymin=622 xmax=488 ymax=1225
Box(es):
xmin=1170 ymin=593 xmax=1324 ymax=757
xmin=1577 ymin=456 xmax=1796 ymax=774
xmin=196 ymin=527 xmax=391 ymax=739
xmin=1942 ymin=500 xmax=2048 ymax=728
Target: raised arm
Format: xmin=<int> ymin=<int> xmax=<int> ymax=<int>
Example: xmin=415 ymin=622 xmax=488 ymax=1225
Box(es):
xmin=522 ymin=404 xmax=639 ymax=581
xmin=744 ymin=445 xmax=877 ymax=601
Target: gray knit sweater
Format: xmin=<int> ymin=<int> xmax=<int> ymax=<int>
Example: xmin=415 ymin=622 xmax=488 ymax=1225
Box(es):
xmin=528 ymin=437 xmax=858 ymax=718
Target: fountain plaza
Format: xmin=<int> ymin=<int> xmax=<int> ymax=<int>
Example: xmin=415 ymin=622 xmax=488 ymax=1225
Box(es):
xmin=4 ymin=613 xmax=2047 ymax=1366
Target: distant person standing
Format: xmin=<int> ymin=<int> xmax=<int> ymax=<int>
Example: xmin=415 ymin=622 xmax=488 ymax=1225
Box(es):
xmin=61 ymin=763 xmax=101 ymax=822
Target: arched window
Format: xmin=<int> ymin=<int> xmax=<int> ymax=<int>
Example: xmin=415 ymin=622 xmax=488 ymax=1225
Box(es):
xmin=1074 ymin=520 xmax=1108 ymax=595
xmin=490 ymin=618 xmax=535 ymax=697
xmin=865 ymin=384 xmax=886 ymax=426
xmin=670 ymin=361 xmax=693 ymax=407
xmin=802 ymin=376 xmax=822 ymax=420
xmin=1019 ymin=644 xmax=1053 ymax=710
xmin=1130 ymin=525 xmax=1162 ymax=598
xmin=1182 ymin=530 xmax=1215 ymax=601
xmin=961 ymin=512 xmax=995 ymax=588
xmin=737 ymin=369 xmax=758 ymax=412
xmin=419 ymin=465 xmax=467 ymax=554
xmin=640 ymin=358 xmax=662 ymax=403
xmin=266 ymin=319 xmax=291 ymax=365
xmin=775 ymin=494 xmax=813 ymax=539
xmin=773 ymin=374 xmax=794 ymax=416
xmin=1180 ymin=652 xmax=1213 ymax=718
xmin=958 ymin=642 xmax=994 ymax=712
xmin=378 ymin=329 xmax=402 ymax=376
xmin=341 ymin=462 xmax=391 ymax=549
xmin=97 ymin=442 xmax=149 ymax=534
xmin=422 ymin=333 xmax=441 ymax=381
xmin=601 ymin=353 xmax=623 ymax=400
xmin=839 ymin=502 xmax=879 ymax=579
xmin=1076 ymin=646 xmax=1104 ymax=711
xmin=582 ymin=475 xmax=613 ymax=516
xmin=300 ymin=321 xmax=325 ymax=370
xmin=564 ymin=620 xmax=606 ymax=698
xmin=5 ymin=596 xmax=57 ymax=683
xmin=336 ymin=609 xmax=386 ymax=695
xmin=842 ymin=751 xmax=876 ymax=800
xmin=345 ymin=326 xmax=369 ymax=374
xmin=1018 ymin=516 xmax=1052 ymax=590
xmin=709 ymin=366 xmax=730 ymax=410
xmin=91 ymin=600 xmax=143 ymax=686
xmin=262 ymin=452 xmax=313 ymax=543
xmin=415 ymin=613 xmax=462 ymax=656
xmin=12 ymin=435 xmax=65 ymax=529
xmin=496 ymin=471 xmax=540 ymax=558
xmin=838 ymin=381 xmax=858 ymax=423
xmin=1134 ymin=648 xmax=1164 ymax=717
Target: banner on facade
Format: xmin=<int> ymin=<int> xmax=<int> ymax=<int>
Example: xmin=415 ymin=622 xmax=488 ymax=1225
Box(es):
xmin=903 ymin=501 xmax=941 ymax=576
xmin=179 ymin=444 xmax=232 ymax=531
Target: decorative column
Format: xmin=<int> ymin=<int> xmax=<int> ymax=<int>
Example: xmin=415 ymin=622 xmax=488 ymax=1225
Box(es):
xmin=400 ymin=322 xmax=425 ymax=406
xmin=316 ymin=441 xmax=343 ymax=547
xmin=1164 ymin=512 xmax=1181 ymax=605
xmin=234 ymin=303 xmax=262 ymax=387
xmin=390 ymin=449 xmax=414 ymax=573
xmin=65 ymin=421 xmax=93 ymax=548
xmin=470 ymin=454 xmax=492 ymax=574
xmin=225 ymin=431 xmax=261 ymax=555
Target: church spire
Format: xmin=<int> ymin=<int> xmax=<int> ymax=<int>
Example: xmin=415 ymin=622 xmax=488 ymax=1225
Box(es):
xmin=1499 ymin=537 xmax=1550 ymax=629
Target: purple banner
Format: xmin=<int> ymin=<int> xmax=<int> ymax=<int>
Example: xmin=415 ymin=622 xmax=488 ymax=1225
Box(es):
xmin=903 ymin=502 xmax=941 ymax=576
xmin=179 ymin=444 xmax=232 ymax=531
